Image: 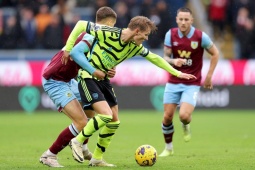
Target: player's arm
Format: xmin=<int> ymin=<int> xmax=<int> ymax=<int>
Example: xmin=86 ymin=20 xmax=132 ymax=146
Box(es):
xmin=69 ymin=34 xmax=106 ymax=80
xmin=202 ymin=32 xmax=219 ymax=89
xmin=145 ymin=52 xmax=196 ymax=80
xmin=62 ymin=20 xmax=89 ymax=64
xmin=163 ymin=31 xmax=186 ymax=67
xmin=204 ymin=44 xmax=219 ymax=89
xmin=164 ymin=46 xmax=186 ymax=67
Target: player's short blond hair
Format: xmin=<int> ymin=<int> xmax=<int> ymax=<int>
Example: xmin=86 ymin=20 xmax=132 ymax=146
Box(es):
xmin=127 ymin=16 xmax=157 ymax=33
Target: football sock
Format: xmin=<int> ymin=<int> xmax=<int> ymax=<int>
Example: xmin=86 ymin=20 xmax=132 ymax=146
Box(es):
xmin=162 ymin=122 xmax=174 ymax=147
xmin=166 ymin=142 xmax=173 ymax=150
xmin=49 ymin=127 xmax=75 ymax=154
xmin=76 ymin=114 xmax=112 ymax=143
xmin=69 ymin=123 xmax=79 ymax=136
xmin=46 ymin=149 xmax=56 ymax=156
xmin=93 ymin=121 xmax=120 ymax=160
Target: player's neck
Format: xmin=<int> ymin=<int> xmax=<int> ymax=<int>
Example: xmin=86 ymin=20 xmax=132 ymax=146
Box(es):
xmin=182 ymin=27 xmax=191 ymax=37
xmin=121 ymin=28 xmax=135 ymax=43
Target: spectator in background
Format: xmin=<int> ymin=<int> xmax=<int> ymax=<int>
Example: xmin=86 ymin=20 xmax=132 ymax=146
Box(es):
xmin=167 ymin=0 xmax=188 ymax=28
xmin=147 ymin=7 xmax=161 ymax=48
xmin=18 ymin=6 xmax=38 ymax=48
xmin=35 ymin=3 xmax=52 ymax=42
xmin=51 ymin=0 xmax=76 ymax=26
xmin=0 ymin=15 xmax=20 ymax=49
xmin=113 ymin=1 xmax=131 ymax=28
xmin=208 ymin=0 xmax=228 ymax=40
xmin=235 ymin=7 xmax=254 ymax=59
xmin=147 ymin=0 xmax=172 ymax=48
xmin=42 ymin=13 xmax=64 ymax=49
xmin=140 ymin=0 xmax=153 ymax=17
xmin=0 ymin=10 xmax=3 ymax=35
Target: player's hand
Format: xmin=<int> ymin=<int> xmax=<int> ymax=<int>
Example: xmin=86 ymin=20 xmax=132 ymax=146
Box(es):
xmin=61 ymin=51 xmax=72 ymax=65
xmin=203 ymin=77 xmax=213 ymax=89
xmin=177 ymin=72 xmax=197 ymax=80
xmin=107 ymin=67 xmax=116 ymax=78
xmin=92 ymin=70 xmax=106 ymax=80
xmin=173 ymin=58 xmax=187 ymax=67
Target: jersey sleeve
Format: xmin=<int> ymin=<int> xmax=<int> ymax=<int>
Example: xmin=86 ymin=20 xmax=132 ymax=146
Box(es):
xmin=138 ymin=45 xmax=149 ymax=57
xmin=201 ymin=32 xmax=213 ymax=49
xmin=69 ymin=33 xmax=96 ymax=74
xmin=164 ymin=30 xmax=171 ymax=47
xmin=65 ymin=20 xmax=90 ymax=52
xmin=145 ymin=52 xmax=181 ymax=77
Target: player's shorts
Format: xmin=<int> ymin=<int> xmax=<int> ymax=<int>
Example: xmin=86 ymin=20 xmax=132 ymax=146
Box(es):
xmin=78 ymin=78 xmax=117 ymax=110
xmin=163 ymin=83 xmax=200 ymax=106
xmin=42 ymin=77 xmax=81 ymax=111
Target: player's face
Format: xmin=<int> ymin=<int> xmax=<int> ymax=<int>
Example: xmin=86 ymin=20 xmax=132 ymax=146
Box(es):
xmin=133 ymin=28 xmax=151 ymax=45
xmin=176 ymin=12 xmax=193 ymax=34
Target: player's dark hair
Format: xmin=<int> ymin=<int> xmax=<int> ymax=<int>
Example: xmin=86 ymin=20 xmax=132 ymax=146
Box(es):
xmin=96 ymin=6 xmax=117 ymax=22
xmin=177 ymin=7 xmax=193 ymax=15
xmin=128 ymin=16 xmax=157 ymax=33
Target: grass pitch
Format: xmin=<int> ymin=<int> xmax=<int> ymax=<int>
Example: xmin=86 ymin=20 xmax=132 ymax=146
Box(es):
xmin=0 ymin=109 xmax=254 ymax=170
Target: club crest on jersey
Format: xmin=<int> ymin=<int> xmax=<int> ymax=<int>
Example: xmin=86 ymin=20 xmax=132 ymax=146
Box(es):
xmin=191 ymin=41 xmax=198 ymax=49
xmin=92 ymin=93 xmax=99 ymax=99
xmin=66 ymin=92 xmax=72 ymax=98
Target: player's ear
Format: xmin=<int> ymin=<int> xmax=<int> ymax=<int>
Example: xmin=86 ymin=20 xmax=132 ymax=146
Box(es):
xmin=135 ymin=28 xmax=140 ymax=35
xmin=191 ymin=17 xmax=194 ymax=24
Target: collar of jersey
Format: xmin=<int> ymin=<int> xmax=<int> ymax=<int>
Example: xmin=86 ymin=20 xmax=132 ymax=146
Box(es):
xmin=177 ymin=26 xmax=195 ymax=39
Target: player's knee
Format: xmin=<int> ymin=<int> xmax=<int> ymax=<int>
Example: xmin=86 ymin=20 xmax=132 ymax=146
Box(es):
xmin=163 ymin=112 xmax=174 ymax=123
xmin=179 ymin=112 xmax=191 ymax=123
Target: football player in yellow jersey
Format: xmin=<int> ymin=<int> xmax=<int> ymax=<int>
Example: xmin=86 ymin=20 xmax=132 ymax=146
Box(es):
xmin=65 ymin=15 xmax=196 ymax=167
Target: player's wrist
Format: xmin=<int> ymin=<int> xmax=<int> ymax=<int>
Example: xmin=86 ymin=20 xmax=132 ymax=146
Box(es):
xmin=176 ymin=71 xmax=182 ymax=77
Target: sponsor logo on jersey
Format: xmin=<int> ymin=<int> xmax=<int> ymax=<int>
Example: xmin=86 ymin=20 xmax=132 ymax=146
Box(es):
xmin=173 ymin=42 xmax=178 ymax=46
xmin=178 ymin=50 xmax=191 ymax=58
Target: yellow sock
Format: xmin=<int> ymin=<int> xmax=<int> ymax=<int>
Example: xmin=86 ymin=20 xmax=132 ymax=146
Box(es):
xmin=76 ymin=114 xmax=112 ymax=143
xmin=93 ymin=121 xmax=120 ymax=160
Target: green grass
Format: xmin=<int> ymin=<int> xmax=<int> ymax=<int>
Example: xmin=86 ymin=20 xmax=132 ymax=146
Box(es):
xmin=0 ymin=110 xmax=255 ymax=170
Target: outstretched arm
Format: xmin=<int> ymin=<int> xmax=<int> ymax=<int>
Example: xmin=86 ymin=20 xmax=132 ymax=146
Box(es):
xmin=145 ymin=52 xmax=196 ymax=80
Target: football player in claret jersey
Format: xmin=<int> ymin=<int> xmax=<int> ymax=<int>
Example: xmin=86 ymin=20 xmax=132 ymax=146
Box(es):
xmin=39 ymin=7 xmax=117 ymax=168
xmin=158 ymin=7 xmax=219 ymax=157
xmin=67 ymin=16 xmax=197 ymax=167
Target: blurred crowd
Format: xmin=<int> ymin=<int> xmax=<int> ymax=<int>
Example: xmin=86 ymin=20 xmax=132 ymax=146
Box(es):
xmin=205 ymin=0 xmax=255 ymax=59
xmin=0 ymin=0 xmax=255 ymax=59
xmin=0 ymin=0 xmax=187 ymax=50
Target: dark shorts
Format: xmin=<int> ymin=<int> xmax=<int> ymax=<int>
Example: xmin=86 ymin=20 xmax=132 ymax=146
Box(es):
xmin=78 ymin=78 xmax=118 ymax=110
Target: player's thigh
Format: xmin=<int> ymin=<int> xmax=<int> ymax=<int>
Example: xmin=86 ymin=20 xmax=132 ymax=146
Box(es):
xmin=92 ymin=101 xmax=112 ymax=115
xmin=180 ymin=85 xmax=200 ymax=107
xmin=43 ymin=78 xmax=78 ymax=111
xmin=63 ymin=99 xmax=87 ymax=130
xmin=163 ymin=83 xmax=182 ymax=105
